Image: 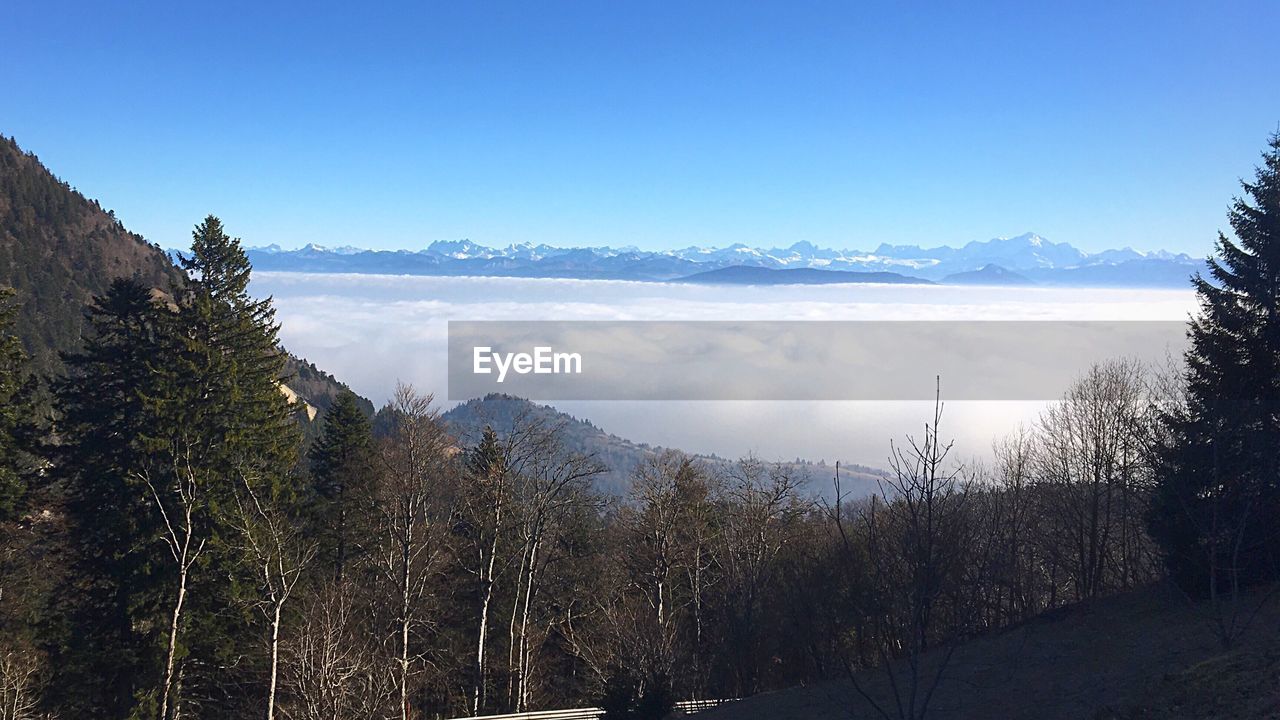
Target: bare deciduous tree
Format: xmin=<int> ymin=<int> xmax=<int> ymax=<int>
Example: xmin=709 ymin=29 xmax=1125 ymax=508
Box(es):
xmin=456 ymin=427 xmax=514 ymax=715
xmin=838 ymin=381 xmax=970 ymax=720
xmin=499 ymin=413 xmax=604 ymax=712
xmin=1033 ymin=359 xmax=1156 ymax=602
xmin=0 ymin=646 xmax=43 ymax=720
xmin=375 ymin=384 xmax=457 ymax=720
xmin=230 ymin=472 xmax=316 ymax=720
xmin=718 ymin=456 xmax=806 ymax=696
xmin=139 ymin=441 xmax=209 ymax=720
xmin=279 ymin=583 xmax=397 ymax=720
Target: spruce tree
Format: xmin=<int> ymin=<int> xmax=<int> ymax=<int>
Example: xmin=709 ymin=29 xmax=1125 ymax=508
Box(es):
xmin=308 ymin=390 xmax=375 ymax=582
xmin=0 ymin=287 xmax=37 ymax=520
xmin=53 ymin=217 xmax=306 ymax=719
xmin=52 ymin=279 xmax=174 ymax=720
xmin=173 ymin=214 xmax=300 ymax=490
xmin=1151 ymin=133 xmax=1280 ymax=593
xmin=467 ymin=425 xmax=505 ymax=479
xmin=164 ymin=215 xmax=303 ymax=716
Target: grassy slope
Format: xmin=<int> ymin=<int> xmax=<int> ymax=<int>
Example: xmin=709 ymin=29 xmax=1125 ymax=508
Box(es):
xmin=697 ymin=584 xmax=1280 ymax=720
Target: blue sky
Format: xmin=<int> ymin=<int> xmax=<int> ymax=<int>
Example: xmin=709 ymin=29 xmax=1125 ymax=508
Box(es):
xmin=3 ymin=1 xmax=1277 ymax=254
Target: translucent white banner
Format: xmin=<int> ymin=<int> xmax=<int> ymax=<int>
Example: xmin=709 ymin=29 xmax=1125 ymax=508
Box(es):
xmin=447 ymin=321 xmax=1187 ymax=401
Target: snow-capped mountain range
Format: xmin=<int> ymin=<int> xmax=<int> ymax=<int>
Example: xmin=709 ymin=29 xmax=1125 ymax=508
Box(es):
xmin=245 ymin=232 xmax=1205 ymax=287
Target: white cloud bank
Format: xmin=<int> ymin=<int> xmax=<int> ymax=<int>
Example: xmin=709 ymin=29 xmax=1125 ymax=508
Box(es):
xmin=252 ymin=273 xmax=1196 ymax=468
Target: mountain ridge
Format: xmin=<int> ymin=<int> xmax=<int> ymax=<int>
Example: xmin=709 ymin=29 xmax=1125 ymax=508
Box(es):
xmin=244 ymin=231 xmax=1206 ymax=287
xmin=441 ymin=393 xmax=886 ymax=498
xmin=677 ymin=266 xmax=932 ymax=286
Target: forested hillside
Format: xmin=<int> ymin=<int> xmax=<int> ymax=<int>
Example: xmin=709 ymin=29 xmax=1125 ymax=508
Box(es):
xmin=443 ymin=393 xmax=886 ymax=498
xmin=0 ymin=136 xmax=180 ymax=373
xmin=0 ymin=136 xmax=365 ymax=417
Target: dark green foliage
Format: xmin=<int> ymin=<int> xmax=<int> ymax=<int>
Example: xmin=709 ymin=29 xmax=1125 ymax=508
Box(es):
xmin=0 ymin=287 xmax=38 ymax=520
xmin=0 ymin=136 xmax=183 ymax=377
xmin=163 ymin=216 xmax=303 ymax=714
xmin=52 ymin=218 xmax=306 ymax=719
xmin=467 ymin=424 xmax=505 ymax=478
xmin=50 ymin=278 xmax=173 ymax=719
xmin=308 ymin=390 xmax=375 ymax=581
xmin=171 ymin=215 xmax=301 ymax=491
xmin=1151 ymin=133 xmax=1280 ymax=593
xmin=0 ymin=137 xmax=369 ymax=718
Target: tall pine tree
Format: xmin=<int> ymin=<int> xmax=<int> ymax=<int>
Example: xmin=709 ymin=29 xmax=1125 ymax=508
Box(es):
xmin=1151 ymin=133 xmax=1280 ymax=595
xmin=173 ymin=214 xmax=300 ymax=491
xmin=308 ymin=390 xmax=375 ymax=582
xmin=53 ymin=217 xmax=306 ymax=720
xmin=163 ymin=215 xmax=303 ymax=717
xmin=0 ymin=287 xmax=37 ymax=521
xmin=51 ymin=279 xmax=173 ymax=720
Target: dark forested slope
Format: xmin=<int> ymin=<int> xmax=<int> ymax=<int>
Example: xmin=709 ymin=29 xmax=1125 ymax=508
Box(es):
xmin=0 ymin=135 xmax=365 ymax=417
xmin=443 ymin=393 xmax=886 ymax=497
xmin=0 ymin=136 xmax=180 ymax=373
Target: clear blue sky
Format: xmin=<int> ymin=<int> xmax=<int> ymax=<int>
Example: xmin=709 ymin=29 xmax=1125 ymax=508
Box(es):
xmin=3 ymin=0 xmax=1277 ymax=254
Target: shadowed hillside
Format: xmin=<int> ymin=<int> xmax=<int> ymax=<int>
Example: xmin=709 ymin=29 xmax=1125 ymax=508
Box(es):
xmin=442 ymin=393 xmax=887 ymax=497
xmin=696 ymin=584 xmax=1280 ymax=720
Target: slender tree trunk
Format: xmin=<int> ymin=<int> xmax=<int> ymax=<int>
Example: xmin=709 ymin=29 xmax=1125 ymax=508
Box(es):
xmin=506 ymin=538 xmax=532 ymax=709
xmin=266 ymin=600 xmax=282 ymax=720
xmin=473 ymin=584 xmax=492 ymax=714
xmin=516 ymin=538 xmax=540 ymax=711
xmin=336 ymin=501 xmax=347 ymax=583
xmin=172 ymin=668 xmax=185 ymax=720
xmin=691 ymin=549 xmax=704 ymax=693
xmin=400 ymin=524 xmax=413 ymax=720
xmin=473 ymin=506 xmax=501 ymax=714
xmin=160 ymin=568 xmax=189 ymax=720
xmin=474 ymin=555 xmax=496 ymax=713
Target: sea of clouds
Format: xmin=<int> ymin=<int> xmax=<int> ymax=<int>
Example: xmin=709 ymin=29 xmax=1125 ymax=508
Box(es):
xmin=251 ymin=273 xmax=1197 ymax=469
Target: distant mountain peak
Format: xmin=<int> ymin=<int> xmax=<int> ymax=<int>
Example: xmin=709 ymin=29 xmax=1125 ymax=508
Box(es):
xmin=425 ymin=238 xmax=492 ymax=259
xmin=242 ymin=232 xmax=1205 ymax=287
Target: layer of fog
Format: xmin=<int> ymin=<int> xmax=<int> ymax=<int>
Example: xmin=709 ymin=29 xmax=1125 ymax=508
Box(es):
xmin=252 ymin=273 xmax=1196 ymax=469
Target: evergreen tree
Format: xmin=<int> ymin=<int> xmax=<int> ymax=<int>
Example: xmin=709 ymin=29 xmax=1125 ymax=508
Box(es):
xmin=0 ymin=287 xmax=37 ymax=520
xmin=0 ymin=286 xmax=45 ymax=688
xmin=467 ymin=425 xmax=505 ymax=478
xmin=173 ymin=214 xmax=300 ymax=491
xmin=54 ymin=217 xmax=306 ymax=720
xmin=308 ymin=390 xmax=375 ymax=582
xmin=1151 ymin=133 xmax=1280 ymax=594
xmin=164 ymin=215 xmax=303 ymax=716
xmin=51 ymin=279 xmax=174 ymax=720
